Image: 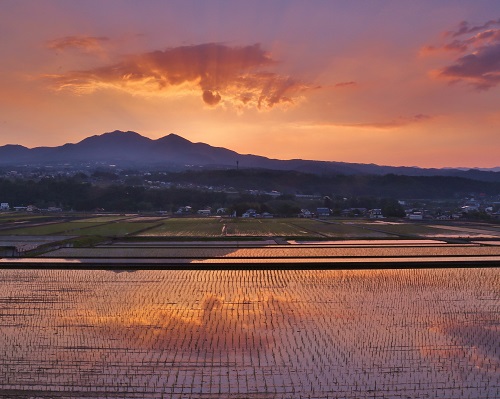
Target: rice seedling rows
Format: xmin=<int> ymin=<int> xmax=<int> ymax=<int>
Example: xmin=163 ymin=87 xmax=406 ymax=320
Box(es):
xmin=139 ymin=218 xmax=310 ymax=238
xmin=0 ymin=268 xmax=498 ymax=398
xmin=139 ymin=218 xmax=227 ymax=237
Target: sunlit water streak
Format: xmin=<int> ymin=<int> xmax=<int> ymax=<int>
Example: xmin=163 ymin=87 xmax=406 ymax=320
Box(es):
xmin=0 ymin=268 xmax=498 ymax=398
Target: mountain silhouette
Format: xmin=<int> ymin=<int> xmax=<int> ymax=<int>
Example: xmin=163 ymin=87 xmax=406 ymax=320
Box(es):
xmin=0 ymin=130 xmax=499 ymax=181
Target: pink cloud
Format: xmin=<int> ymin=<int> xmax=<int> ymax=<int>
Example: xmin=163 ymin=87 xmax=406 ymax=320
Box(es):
xmin=347 ymin=114 xmax=432 ymax=129
xmin=47 ymin=35 xmax=109 ymax=52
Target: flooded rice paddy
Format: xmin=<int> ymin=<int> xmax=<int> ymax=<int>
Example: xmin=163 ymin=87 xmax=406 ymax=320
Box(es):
xmin=0 ymin=268 xmax=498 ymax=398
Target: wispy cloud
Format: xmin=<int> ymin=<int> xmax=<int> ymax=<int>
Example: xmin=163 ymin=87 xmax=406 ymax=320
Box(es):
xmin=292 ymin=114 xmax=432 ymax=130
xmin=348 ymin=114 xmax=432 ymax=129
xmin=45 ymin=42 xmax=314 ymax=109
xmin=334 ymin=81 xmax=357 ymax=88
xmin=425 ymin=19 xmax=500 ymax=90
xmin=46 ymin=35 xmax=109 ymax=52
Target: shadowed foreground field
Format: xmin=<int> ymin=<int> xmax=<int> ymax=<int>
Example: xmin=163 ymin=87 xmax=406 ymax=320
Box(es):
xmin=0 ymin=268 xmax=498 ymax=398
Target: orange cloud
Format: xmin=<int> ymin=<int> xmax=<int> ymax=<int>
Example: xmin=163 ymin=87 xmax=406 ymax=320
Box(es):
xmin=67 ymin=291 xmax=299 ymax=353
xmin=46 ymin=35 xmax=109 ymax=52
xmin=45 ymin=43 xmax=313 ymax=109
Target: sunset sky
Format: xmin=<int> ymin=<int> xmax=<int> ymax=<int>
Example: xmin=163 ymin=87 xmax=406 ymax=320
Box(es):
xmin=1 ymin=1 xmax=500 ymax=168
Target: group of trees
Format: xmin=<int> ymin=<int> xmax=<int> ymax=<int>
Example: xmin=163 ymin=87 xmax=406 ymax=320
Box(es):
xmin=0 ymin=176 xmax=408 ymax=217
xmin=1 ymin=167 xmax=497 ymax=217
xmin=159 ymin=169 xmax=500 ymax=198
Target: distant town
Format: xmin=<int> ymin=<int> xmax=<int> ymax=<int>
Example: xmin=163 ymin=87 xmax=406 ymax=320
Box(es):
xmin=1 ymin=163 xmax=499 ymax=221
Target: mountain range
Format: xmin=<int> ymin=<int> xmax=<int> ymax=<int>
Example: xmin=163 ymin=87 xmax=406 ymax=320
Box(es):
xmin=1 ymin=130 xmax=499 ymax=182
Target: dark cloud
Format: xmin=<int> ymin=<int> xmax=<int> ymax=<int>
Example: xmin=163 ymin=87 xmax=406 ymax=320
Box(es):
xmin=427 ymin=19 xmax=500 ymax=90
xmin=202 ymin=90 xmax=221 ymax=105
xmin=46 ymin=42 xmax=312 ymax=108
xmin=334 ymin=81 xmax=357 ymax=88
xmin=47 ymin=35 xmax=109 ymax=52
xmin=439 ymin=43 xmax=500 ymax=90
xmin=448 ymin=19 xmax=500 ymax=38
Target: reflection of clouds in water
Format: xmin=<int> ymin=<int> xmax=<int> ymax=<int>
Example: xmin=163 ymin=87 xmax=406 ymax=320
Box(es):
xmin=67 ymin=291 xmax=299 ymax=353
xmin=425 ymin=321 xmax=500 ymax=373
xmin=1 ymin=269 xmax=499 ymax=397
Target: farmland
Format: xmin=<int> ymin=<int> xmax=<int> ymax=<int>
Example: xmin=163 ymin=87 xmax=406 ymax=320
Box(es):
xmin=1 ymin=213 xmax=499 ymax=241
xmin=1 ymin=213 xmax=499 ymax=397
xmin=0 ymin=268 xmax=498 ymax=398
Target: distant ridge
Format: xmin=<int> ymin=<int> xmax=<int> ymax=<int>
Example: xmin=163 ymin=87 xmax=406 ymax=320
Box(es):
xmin=1 ymin=130 xmax=500 ymax=182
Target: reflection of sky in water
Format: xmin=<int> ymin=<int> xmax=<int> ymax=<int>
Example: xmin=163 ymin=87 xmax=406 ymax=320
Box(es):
xmin=0 ymin=268 xmax=498 ymax=398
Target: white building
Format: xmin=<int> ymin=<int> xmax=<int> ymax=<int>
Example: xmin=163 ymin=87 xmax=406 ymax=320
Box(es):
xmin=408 ymin=212 xmax=423 ymax=220
xmin=0 ymin=203 xmax=9 ymax=211
xmin=369 ymin=209 xmax=384 ymax=219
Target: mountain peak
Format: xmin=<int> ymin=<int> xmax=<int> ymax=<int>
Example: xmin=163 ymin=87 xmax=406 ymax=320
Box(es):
xmin=0 ymin=130 xmax=499 ymax=182
xmin=100 ymin=130 xmax=144 ymax=139
xmin=76 ymin=130 xmax=150 ymax=145
xmin=157 ymin=133 xmax=192 ymax=144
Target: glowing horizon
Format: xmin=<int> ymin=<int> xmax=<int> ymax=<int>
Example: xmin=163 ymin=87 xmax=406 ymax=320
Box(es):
xmin=1 ymin=1 xmax=500 ymax=168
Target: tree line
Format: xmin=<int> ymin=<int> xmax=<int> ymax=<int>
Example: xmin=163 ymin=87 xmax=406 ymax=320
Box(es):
xmin=0 ymin=168 xmax=498 ymax=215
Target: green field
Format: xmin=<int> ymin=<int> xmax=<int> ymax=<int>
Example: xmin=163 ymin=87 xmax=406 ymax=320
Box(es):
xmin=1 ymin=214 xmax=499 ymax=241
xmin=74 ymin=222 xmax=159 ymax=236
xmin=0 ymin=222 xmax=102 ymax=236
xmin=0 ymin=220 xmax=158 ymax=237
xmin=224 ymin=218 xmax=308 ymax=237
xmin=139 ymin=218 xmax=232 ymax=237
xmin=350 ymin=221 xmax=456 ymax=236
xmin=0 ymin=214 xmax=54 ymax=224
xmin=290 ymin=219 xmax=390 ymax=238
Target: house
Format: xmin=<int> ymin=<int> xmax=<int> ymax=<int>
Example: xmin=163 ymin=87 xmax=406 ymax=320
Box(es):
xmin=242 ymin=209 xmax=257 ymax=218
xmin=299 ymin=209 xmax=313 ymax=218
xmin=369 ymin=209 xmax=384 ymax=219
xmin=408 ymin=211 xmax=423 ymax=220
xmin=316 ymin=207 xmax=330 ymax=217
xmin=341 ymin=208 xmax=367 ymax=217
xmin=0 ymin=203 xmax=9 ymax=211
xmin=175 ymin=206 xmax=192 ymax=215
xmin=461 ymin=205 xmax=479 ymax=213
